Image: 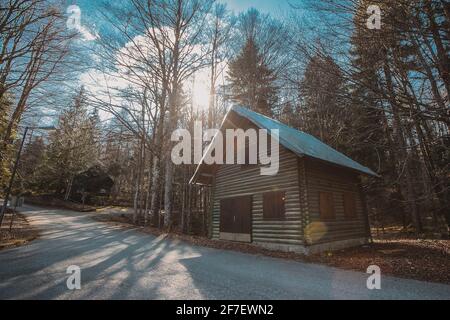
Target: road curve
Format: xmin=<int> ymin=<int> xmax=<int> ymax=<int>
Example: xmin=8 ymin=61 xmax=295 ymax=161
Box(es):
xmin=0 ymin=205 xmax=449 ymax=300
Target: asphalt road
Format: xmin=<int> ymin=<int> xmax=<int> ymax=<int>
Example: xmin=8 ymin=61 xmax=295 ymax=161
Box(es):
xmin=0 ymin=205 xmax=449 ymax=300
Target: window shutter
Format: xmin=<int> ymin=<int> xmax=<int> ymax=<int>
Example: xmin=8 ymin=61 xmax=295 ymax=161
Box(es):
xmin=343 ymin=192 xmax=357 ymax=218
xmin=319 ymin=192 xmax=335 ymax=220
xmin=263 ymin=191 xmax=286 ymax=220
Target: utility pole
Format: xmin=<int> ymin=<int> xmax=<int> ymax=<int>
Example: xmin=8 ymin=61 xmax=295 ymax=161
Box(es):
xmin=0 ymin=126 xmax=55 ymax=226
xmin=0 ymin=127 xmax=29 ymax=226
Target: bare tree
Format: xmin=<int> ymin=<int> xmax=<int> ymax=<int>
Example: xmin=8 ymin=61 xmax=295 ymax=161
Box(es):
xmin=0 ymin=0 xmax=72 ymax=190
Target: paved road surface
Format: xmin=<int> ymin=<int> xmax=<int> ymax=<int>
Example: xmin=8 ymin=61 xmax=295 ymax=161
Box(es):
xmin=0 ymin=205 xmax=449 ymax=300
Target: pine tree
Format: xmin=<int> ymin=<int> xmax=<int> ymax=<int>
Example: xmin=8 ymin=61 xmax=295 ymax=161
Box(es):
xmin=347 ymin=0 xmax=449 ymax=233
xmin=42 ymin=87 xmax=99 ymax=198
xmin=300 ymin=53 xmax=347 ymax=148
xmin=16 ymin=137 xmax=46 ymax=193
xmin=227 ymin=38 xmax=277 ymax=116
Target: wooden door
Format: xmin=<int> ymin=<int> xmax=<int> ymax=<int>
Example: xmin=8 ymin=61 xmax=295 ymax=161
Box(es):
xmin=220 ymin=196 xmax=252 ymax=241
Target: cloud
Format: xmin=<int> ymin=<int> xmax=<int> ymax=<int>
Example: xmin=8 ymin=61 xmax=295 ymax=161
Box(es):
xmin=78 ymin=25 xmax=98 ymax=41
xmin=79 ymin=26 xmax=219 ymax=120
xmin=67 ymin=5 xmax=99 ymax=41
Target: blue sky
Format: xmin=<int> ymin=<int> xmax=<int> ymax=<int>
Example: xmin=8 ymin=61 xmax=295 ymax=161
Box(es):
xmin=58 ymin=0 xmax=333 ymax=122
xmin=70 ymin=0 xmax=296 ymax=27
xmin=66 ymin=0 xmax=308 ymax=44
xmin=224 ymin=0 xmax=293 ymax=14
xmin=72 ymin=0 xmax=294 ymax=14
xmin=66 ymin=0 xmax=317 ymax=109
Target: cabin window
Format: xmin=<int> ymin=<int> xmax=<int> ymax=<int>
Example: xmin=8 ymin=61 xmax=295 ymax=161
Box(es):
xmin=319 ymin=192 xmax=335 ymax=220
xmin=263 ymin=191 xmax=286 ymax=220
xmin=343 ymin=192 xmax=357 ymax=218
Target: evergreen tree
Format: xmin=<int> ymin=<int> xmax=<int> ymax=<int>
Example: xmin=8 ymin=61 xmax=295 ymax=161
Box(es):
xmin=16 ymin=137 xmax=46 ymax=193
xmin=300 ymin=53 xmax=348 ymax=148
xmin=227 ymin=38 xmax=277 ymax=116
xmin=347 ymin=0 xmax=449 ymax=233
xmin=42 ymin=87 xmax=99 ymax=198
xmin=101 ymin=109 xmax=134 ymax=202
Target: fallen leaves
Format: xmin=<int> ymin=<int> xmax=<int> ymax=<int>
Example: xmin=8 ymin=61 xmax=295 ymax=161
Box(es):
xmin=0 ymin=213 xmax=39 ymax=250
xmin=308 ymin=239 xmax=450 ymax=284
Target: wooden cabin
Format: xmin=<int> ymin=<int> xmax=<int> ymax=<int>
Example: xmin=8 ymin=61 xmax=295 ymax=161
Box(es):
xmin=190 ymin=106 xmax=378 ymax=254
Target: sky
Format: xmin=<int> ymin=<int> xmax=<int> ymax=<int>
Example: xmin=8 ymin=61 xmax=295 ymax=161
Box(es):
xmin=224 ymin=0 xmax=293 ymax=14
xmin=69 ymin=0 xmax=297 ymax=35
xmin=63 ymin=0 xmax=309 ymax=118
xmin=72 ymin=0 xmax=294 ymax=15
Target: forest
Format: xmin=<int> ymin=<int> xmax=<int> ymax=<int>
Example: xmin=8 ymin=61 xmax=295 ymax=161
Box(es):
xmin=0 ymin=0 xmax=449 ymax=238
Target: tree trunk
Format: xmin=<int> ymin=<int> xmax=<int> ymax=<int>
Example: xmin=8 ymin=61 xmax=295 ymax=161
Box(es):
xmin=383 ymin=62 xmax=423 ymax=233
xmin=64 ymin=176 xmax=74 ymax=201
xmin=150 ymin=154 xmax=162 ymax=227
xmin=163 ymin=159 xmax=174 ymax=230
xmin=425 ymin=1 xmax=450 ymax=98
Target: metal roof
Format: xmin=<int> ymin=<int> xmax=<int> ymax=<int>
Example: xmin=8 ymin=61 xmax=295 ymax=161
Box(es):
xmin=232 ymin=106 xmax=378 ymax=177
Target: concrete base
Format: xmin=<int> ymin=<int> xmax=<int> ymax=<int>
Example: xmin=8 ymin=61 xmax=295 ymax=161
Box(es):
xmin=252 ymin=237 xmax=368 ymax=255
xmin=253 ymin=242 xmax=308 ymax=255
xmin=220 ymin=232 xmax=251 ymax=243
xmin=305 ymin=237 xmax=369 ymax=255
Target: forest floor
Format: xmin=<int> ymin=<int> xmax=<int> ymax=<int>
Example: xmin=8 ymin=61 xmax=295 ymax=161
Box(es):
xmin=0 ymin=210 xmax=39 ymax=251
xmin=94 ymin=208 xmax=450 ymax=284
